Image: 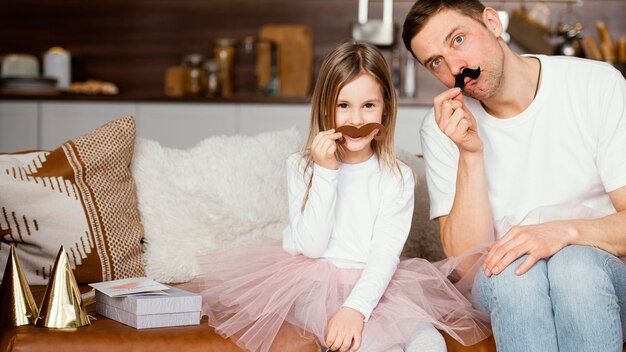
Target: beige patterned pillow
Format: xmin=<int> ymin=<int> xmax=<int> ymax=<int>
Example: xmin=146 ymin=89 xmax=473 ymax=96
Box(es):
xmin=0 ymin=116 xmax=144 ymax=285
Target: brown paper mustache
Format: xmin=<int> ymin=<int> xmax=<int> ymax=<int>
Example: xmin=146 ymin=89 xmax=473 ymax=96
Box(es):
xmin=336 ymin=123 xmax=386 ymax=144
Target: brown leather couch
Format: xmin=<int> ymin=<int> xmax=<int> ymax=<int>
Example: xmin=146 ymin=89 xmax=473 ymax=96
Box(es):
xmin=0 ymin=312 xmax=321 ymax=352
xmin=0 ymin=286 xmax=322 ymax=352
xmin=0 ymin=286 xmax=499 ymax=352
xmin=2 ymin=288 xmax=623 ymax=351
xmin=0 ymin=286 xmax=498 ymax=352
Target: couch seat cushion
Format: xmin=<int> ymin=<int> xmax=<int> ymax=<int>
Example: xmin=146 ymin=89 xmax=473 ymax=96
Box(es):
xmin=0 ymin=286 xmax=321 ymax=352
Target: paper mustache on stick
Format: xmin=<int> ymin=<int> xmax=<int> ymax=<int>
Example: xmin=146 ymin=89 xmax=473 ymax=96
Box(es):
xmin=0 ymin=244 xmax=39 ymax=327
xmin=454 ymin=67 xmax=481 ymax=90
xmin=336 ymin=123 xmax=386 ymax=144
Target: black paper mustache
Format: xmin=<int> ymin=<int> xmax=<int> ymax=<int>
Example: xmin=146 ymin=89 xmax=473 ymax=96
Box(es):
xmin=454 ymin=67 xmax=481 ymax=90
xmin=335 ymin=123 xmax=386 ymax=144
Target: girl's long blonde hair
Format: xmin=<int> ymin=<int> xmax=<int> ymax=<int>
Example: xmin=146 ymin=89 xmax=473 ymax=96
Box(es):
xmin=299 ymin=41 xmax=399 ymax=211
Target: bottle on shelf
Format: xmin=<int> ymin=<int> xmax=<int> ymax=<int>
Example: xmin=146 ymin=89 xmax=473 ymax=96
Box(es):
xmin=214 ymin=38 xmax=235 ymax=97
xmin=182 ymin=53 xmax=207 ymax=97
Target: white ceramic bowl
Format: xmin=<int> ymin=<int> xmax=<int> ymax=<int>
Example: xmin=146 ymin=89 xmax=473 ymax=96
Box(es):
xmin=1 ymin=54 xmax=40 ymax=78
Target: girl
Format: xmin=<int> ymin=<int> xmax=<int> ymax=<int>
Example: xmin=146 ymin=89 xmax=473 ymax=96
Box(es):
xmin=185 ymin=42 xmax=490 ymax=352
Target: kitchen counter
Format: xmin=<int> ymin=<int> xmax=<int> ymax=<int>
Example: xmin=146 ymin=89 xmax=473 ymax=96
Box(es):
xmin=0 ymin=97 xmax=431 ymax=155
xmin=0 ymin=92 xmax=310 ymax=104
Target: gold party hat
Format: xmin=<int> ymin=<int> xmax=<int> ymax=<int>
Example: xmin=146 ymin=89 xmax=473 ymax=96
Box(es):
xmin=35 ymin=246 xmax=90 ymax=328
xmin=0 ymin=244 xmax=39 ymax=327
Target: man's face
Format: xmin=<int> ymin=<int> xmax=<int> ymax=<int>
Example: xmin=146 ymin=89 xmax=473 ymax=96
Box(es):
xmin=410 ymin=8 xmax=504 ymax=100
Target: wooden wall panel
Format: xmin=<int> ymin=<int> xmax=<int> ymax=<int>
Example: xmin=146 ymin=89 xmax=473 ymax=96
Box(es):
xmin=0 ymin=0 xmax=624 ymax=98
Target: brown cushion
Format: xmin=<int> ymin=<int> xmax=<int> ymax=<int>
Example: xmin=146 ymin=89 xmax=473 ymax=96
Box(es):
xmin=0 ymin=314 xmax=320 ymax=352
xmin=0 ymin=116 xmax=144 ymax=284
xmin=442 ymin=331 xmax=497 ymax=352
xmin=0 ymin=286 xmax=321 ymax=352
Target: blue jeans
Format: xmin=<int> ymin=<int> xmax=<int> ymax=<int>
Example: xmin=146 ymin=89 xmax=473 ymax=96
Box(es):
xmin=474 ymin=245 xmax=626 ymax=352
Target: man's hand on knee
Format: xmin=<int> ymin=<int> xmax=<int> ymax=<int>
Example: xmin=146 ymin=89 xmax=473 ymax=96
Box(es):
xmin=482 ymin=221 xmax=576 ymax=276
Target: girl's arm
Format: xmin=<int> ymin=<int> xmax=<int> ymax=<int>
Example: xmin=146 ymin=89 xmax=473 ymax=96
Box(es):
xmin=342 ymin=164 xmax=415 ymax=321
xmin=282 ymin=154 xmax=338 ymax=258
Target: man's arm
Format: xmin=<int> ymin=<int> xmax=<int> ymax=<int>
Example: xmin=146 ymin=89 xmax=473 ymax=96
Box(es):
xmin=430 ymin=88 xmax=495 ymax=257
xmin=570 ymin=185 xmax=626 ymax=256
xmin=483 ymin=185 xmax=626 ymax=276
xmin=439 ymin=151 xmax=494 ymax=257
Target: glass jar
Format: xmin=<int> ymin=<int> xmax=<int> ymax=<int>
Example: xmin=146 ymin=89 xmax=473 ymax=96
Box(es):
xmin=234 ymin=36 xmax=258 ymax=95
xmin=182 ymin=53 xmax=207 ymax=96
xmin=213 ymin=38 xmax=235 ymax=97
xmin=203 ymin=58 xmax=221 ymax=97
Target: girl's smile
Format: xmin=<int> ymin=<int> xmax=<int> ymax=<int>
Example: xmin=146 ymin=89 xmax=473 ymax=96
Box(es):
xmin=335 ymin=73 xmax=384 ymax=164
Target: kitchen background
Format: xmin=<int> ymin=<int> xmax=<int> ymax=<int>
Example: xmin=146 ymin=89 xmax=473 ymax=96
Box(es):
xmin=0 ymin=0 xmax=625 ymax=154
xmin=1 ymin=0 xmax=624 ymax=100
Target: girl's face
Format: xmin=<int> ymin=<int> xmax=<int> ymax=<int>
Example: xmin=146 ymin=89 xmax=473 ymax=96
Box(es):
xmin=335 ymin=73 xmax=384 ymax=164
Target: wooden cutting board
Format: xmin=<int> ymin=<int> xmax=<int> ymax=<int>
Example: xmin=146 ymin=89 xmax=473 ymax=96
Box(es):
xmin=258 ymin=24 xmax=313 ymax=97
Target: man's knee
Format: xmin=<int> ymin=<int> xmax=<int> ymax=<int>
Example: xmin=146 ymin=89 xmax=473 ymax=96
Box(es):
xmin=548 ymin=245 xmax=611 ymax=276
xmin=474 ymin=255 xmax=549 ymax=314
xmin=548 ymin=245 xmax=618 ymax=309
xmin=548 ymin=245 xmax=625 ymax=349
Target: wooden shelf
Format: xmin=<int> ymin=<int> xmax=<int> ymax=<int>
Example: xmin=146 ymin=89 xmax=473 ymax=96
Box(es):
xmin=0 ymin=92 xmax=309 ymax=104
xmin=0 ymin=92 xmax=436 ymax=106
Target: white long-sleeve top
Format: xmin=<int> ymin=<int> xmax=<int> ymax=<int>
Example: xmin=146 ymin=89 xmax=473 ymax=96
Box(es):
xmin=282 ymin=153 xmax=415 ymax=321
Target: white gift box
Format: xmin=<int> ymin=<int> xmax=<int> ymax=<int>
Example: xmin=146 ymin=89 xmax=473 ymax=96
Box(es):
xmin=95 ymin=286 xmax=202 ymax=329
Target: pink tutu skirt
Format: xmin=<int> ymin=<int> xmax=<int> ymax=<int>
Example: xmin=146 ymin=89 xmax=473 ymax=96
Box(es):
xmin=180 ymin=244 xmax=491 ymax=352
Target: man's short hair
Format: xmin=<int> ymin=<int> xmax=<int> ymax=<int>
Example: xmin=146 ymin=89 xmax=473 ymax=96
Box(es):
xmin=402 ymin=0 xmax=486 ymax=60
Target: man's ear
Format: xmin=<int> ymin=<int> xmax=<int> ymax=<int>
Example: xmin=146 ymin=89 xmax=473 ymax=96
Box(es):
xmin=482 ymin=7 xmax=503 ymax=38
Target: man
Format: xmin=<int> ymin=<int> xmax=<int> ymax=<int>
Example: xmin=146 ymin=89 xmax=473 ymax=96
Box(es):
xmin=402 ymin=0 xmax=626 ymax=351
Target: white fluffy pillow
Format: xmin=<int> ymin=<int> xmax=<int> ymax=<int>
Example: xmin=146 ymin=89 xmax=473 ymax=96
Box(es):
xmin=132 ymin=128 xmax=442 ymax=283
xmin=396 ymin=149 xmax=443 ymax=262
xmin=132 ymin=129 xmax=302 ymax=283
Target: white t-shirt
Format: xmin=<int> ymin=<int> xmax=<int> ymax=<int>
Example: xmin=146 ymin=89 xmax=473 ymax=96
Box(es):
xmin=421 ymin=55 xmax=626 ymax=238
xmin=282 ymin=153 xmax=415 ymax=321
